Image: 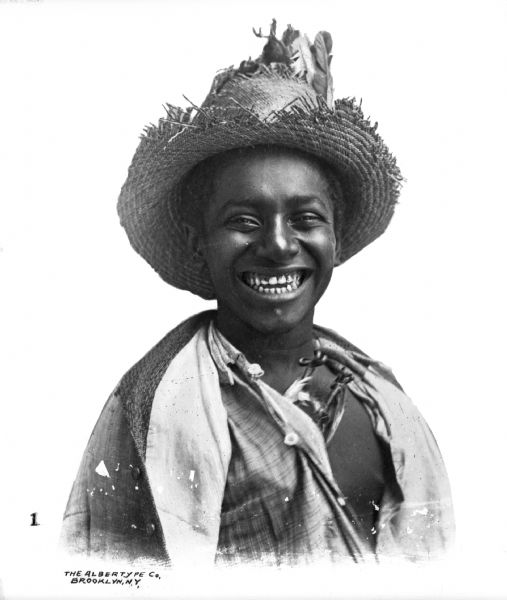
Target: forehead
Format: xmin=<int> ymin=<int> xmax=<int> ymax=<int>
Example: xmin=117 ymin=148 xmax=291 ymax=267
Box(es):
xmin=210 ymin=147 xmax=333 ymax=207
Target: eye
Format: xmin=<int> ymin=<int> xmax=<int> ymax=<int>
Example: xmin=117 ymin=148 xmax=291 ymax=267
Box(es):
xmin=289 ymin=212 xmax=327 ymax=227
xmin=226 ymin=215 xmax=261 ymax=231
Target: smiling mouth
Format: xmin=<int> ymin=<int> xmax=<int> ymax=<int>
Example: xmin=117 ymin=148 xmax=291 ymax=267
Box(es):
xmin=241 ymin=270 xmax=307 ymax=295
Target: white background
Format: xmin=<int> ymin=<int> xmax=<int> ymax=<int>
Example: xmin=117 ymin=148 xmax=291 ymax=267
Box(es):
xmin=0 ymin=1 xmax=506 ymax=598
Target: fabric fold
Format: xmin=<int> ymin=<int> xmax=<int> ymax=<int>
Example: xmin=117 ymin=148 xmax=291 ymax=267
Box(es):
xmin=145 ymin=326 xmax=232 ymax=567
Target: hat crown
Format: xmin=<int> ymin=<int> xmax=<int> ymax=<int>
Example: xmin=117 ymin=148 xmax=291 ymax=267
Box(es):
xmin=201 ymin=71 xmax=320 ymax=120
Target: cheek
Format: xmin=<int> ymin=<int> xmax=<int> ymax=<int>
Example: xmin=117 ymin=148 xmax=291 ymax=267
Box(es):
xmin=310 ymin=229 xmax=339 ymax=262
xmin=203 ymin=232 xmax=233 ymax=255
xmin=200 ymin=231 xmax=247 ymax=278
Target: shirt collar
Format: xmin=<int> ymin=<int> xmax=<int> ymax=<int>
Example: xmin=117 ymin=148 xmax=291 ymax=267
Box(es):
xmin=207 ymin=321 xmax=266 ymax=386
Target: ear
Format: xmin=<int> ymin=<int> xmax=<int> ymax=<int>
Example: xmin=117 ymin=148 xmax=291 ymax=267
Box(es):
xmin=333 ymin=238 xmax=342 ymax=267
xmin=183 ymin=223 xmax=205 ymax=261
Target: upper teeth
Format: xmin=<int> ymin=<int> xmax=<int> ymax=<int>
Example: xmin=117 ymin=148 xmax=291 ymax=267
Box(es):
xmin=243 ymin=271 xmax=304 ymax=295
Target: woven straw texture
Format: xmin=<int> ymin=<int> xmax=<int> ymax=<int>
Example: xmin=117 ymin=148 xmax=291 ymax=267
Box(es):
xmin=118 ymin=71 xmax=402 ymax=299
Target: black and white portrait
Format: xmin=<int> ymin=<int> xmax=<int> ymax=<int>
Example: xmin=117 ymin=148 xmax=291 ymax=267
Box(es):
xmin=0 ymin=2 xmax=506 ymax=598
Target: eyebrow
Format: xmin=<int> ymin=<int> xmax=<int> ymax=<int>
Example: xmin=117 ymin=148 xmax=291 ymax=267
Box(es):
xmin=216 ymin=195 xmax=332 ymax=214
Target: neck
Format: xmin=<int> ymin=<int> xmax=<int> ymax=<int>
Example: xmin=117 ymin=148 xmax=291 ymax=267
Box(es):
xmin=214 ymin=307 xmax=315 ymax=371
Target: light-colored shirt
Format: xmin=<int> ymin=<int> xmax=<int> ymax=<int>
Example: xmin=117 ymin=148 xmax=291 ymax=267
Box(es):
xmin=145 ymin=321 xmax=454 ymax=567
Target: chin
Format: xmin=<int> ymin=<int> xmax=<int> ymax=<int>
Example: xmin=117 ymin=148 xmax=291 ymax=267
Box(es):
xmin=242 ymin=307 xmax=312 ymax=336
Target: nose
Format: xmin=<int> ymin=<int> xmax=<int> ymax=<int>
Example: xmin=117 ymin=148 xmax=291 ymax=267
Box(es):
xmin=255 ymin=216 xmax=299 ymax=262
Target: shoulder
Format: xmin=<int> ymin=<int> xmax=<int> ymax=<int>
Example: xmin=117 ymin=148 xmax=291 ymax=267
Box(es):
xmin=313 ymin=323 xmax=403 ymax=390
xmin=115 ymin=310 xmax=215 ymax=456
xmin=75 ymin=310 xmax=214 ymax=469
xmin=116 ymin=310 xmax=215 ymax=399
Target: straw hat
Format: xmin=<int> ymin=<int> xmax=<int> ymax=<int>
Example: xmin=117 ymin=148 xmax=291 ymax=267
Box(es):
xmin=117 ymin=21 xmax=403 ymax=299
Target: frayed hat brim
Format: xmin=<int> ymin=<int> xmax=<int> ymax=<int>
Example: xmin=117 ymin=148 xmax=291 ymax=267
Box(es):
xmin=118 ymin=96 xmax=403 ymax=299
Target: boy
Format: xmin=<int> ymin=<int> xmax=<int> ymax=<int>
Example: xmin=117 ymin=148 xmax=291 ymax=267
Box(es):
xmin=61 ymin=22 xmax=454 ymax=566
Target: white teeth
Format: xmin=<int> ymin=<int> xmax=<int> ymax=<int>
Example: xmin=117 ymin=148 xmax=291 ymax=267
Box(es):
xmin=243 ymin=271 xmax=305 ymax=294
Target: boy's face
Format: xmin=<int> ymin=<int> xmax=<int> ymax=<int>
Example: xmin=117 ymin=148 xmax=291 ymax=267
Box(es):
xmin=198 ymin=148 xmax=341 ymax=335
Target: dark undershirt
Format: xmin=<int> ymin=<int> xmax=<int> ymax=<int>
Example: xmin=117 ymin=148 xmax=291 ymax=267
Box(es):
xmin=325 ymin=389 xmax=387 ymax=548
xmin=301 ymin=364 xmax=389 ymax=548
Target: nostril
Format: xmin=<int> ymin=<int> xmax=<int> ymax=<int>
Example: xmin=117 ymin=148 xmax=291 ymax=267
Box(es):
xmin=257 ymin=227 xmax=299 ymax=259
